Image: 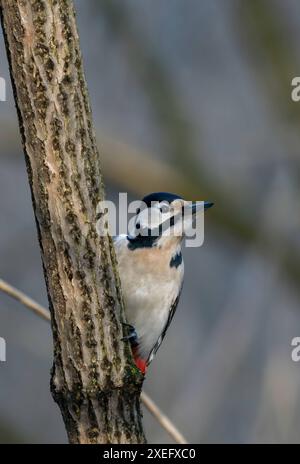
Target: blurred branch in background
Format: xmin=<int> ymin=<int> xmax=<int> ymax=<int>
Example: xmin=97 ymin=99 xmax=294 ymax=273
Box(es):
xmin=0 ymin=278 xmax=49 ymax=321
xmin=0 ymin=277 xmax=188 ymax=445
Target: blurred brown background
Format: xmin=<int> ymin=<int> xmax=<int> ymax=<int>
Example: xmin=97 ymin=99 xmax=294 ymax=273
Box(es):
xmin=0 ymin=0 xmax=300 ymax=443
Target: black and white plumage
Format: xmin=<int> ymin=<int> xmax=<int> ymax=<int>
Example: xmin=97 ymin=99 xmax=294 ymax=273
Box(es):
xmin=114 ymin=192 xmax=213 ymax=374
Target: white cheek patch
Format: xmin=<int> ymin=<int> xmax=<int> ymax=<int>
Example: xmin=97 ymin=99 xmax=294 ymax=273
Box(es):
xmin=129 ymin=207 xmax=169 ymax=237
xmin=128 ymin=201 xmax=193 ymax=239
xmin=140 ymin=208 xmax=161 ymax=229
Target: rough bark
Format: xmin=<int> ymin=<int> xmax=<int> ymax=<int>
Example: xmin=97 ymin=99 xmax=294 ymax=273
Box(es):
xmin=0 ymin=0 xmax=145 ymax=444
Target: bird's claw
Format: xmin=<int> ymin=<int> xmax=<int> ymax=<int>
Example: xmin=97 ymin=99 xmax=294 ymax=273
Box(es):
xmin=121 ymin=322 xmax=138 ymax=347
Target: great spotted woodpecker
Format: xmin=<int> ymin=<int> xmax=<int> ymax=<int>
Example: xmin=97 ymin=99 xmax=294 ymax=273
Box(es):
xmin=114 ymin=192 xmax=213 ymax=374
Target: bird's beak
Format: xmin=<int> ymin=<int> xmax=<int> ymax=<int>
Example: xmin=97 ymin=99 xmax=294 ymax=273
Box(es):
xmin=189 ymin=201 xmax=214 ymax=215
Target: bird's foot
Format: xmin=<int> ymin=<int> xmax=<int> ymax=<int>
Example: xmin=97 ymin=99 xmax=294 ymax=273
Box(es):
xmin=122 ymin=324 xmax=146 ymax=374
xmin=121 ymin=322 xmax=139 ymax=347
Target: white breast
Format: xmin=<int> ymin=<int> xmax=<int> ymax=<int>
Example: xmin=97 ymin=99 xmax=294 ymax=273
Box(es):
xmin=114 ymin=235 xmax=184 ymax=360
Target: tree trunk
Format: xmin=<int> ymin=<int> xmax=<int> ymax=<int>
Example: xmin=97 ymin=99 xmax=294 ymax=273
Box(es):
xmin=0 ymin=0 xmax=145 ymax=444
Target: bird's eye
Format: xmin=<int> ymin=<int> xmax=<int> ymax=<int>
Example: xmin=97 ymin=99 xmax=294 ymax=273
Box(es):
xmin=160 ymin=203 xmax=170 ymax=214
xmin=135 ymin=222 xmax=140 ymax=229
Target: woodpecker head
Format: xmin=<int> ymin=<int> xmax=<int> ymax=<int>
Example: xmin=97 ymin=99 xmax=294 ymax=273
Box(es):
xmin=127 ymin=192 xmax=213 ymax=249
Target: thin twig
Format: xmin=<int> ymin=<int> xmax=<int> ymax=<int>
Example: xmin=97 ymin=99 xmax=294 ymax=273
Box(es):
xmin=141 ymin=391 xmax=188 ymax=444
xmin=0 ymin=277 xmax=188 ymax=444
xmin=0 ymin=278 xmax=50 ymax=321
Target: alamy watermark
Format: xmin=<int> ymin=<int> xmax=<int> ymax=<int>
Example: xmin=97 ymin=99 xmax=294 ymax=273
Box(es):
xmin=291 ymin=337 xmax=300 ymax=362
xmin=0 ymin=76 xmax=6 ymax=102
xmin=96 ymin=193 xmax=206 ymax=247
xmin=291 ymin=77 xmax=300 ymax=102
xmin=0 ymin=336 xmax=6 ymax=362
